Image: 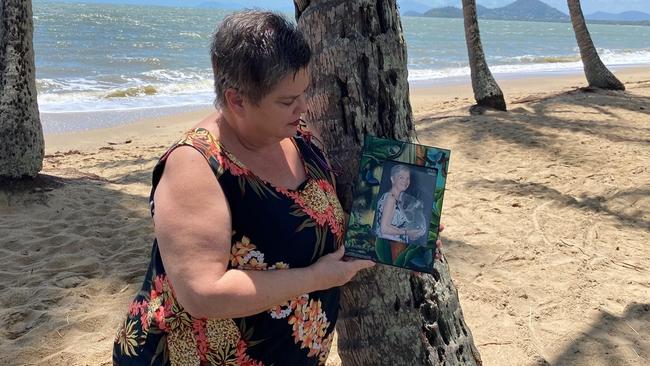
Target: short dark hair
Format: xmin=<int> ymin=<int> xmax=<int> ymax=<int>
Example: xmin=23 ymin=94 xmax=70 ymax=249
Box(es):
xmin=210 ymin=10 xmax=311 ymax=108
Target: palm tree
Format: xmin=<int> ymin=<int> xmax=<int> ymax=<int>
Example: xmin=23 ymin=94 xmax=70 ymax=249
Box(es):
xmin=567 ymin=0 xmax=625 ymax=90
xmin=294 ymin=1 xmax=482 ymax=364
xmin=462 ymin=0 xmax=506 ymax=111
xmin=0 ymin=0 xmax=44 ymax=179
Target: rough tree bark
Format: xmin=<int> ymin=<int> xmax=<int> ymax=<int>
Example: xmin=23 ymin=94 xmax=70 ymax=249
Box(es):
xmin=294 ymin=1 xmax=482 ymax=365
xmin=567 ymin=0 xmax=625 ymax=90
xmin=0 ymin=0 xmax=44 ymax=178
xmin=461 ymin=0 xmax=506 ymax=111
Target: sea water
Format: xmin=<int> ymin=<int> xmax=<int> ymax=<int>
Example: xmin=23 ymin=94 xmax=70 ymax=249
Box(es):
xmin=32 ymin=1 xmax=650 ymax=133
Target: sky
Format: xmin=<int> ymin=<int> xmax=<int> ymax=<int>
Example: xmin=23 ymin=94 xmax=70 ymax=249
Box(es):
xmin=40 ymin=0 xmax=650 ymax=15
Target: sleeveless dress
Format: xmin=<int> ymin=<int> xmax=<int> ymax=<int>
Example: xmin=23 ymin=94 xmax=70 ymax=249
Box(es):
xmin=374 ymin=192 xmax=408 ymax=242
xmin=113 ymin=127 xmax=345 ymax=366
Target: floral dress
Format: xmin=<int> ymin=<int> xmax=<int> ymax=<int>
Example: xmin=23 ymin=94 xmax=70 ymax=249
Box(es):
xmin=113 ymin=127 xmax=345 ymax=366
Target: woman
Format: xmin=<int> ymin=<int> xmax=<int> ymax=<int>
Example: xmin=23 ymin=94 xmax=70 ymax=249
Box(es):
xmin=375 ymin=164 xmax=426 ymax=263
xmin=113 ymin=11 xmax=374 ymax=365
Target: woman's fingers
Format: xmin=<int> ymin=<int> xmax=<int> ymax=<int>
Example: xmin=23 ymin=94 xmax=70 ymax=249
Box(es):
xmin=352 ymin=259 xmax=376 ymax=270
xmin=337 ymin=246 xmax=374 ymax=270
xmin=332 ymin=244 xmax=345 ymax=258
xmin=435 ymin=238 xmax=443 ymax=260
xmin=436 ymin=224 xmax=444 ymax=259
xmin=313 ymin=246 xmax=375 ymax=289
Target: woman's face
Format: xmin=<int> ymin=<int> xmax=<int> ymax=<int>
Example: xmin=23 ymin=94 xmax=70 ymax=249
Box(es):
xmin=239 ymin=68 xmax=310 ymax=141
xmin=391 ymin=169 xmax=410 ymax=193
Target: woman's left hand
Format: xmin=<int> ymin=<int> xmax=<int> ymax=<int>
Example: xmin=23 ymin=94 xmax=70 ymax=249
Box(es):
xmin=435 ymin=224 xmax=445 ymax=260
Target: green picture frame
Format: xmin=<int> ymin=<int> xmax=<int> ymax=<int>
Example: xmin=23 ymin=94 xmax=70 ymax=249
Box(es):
xmin=343 ymin=135 xmax=450 ymax=273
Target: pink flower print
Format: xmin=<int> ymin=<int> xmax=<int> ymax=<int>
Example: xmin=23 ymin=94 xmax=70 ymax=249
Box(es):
xmin=236 ymin=339 xmax=265 ymax=366
xmin=192 ymin=319 xmax=209 ymax=361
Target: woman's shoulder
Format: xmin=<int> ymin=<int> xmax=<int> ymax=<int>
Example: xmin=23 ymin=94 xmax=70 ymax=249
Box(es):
xmin=159 ymin=112 xmax=221 ymax=161
xmin=377 ymin=191 xmax=394 ymax=207
xmin=172 ymin=127 xmax=220 ymax=157
xmin=151 ymin=127 xmax=225 ymax=192
xmin=154 ymin=129 xmax=221 ymax=179
xmin=162 ymin=128 xmax=219 ymax=166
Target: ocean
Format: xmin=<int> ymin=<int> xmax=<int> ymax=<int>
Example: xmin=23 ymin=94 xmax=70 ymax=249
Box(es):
xmin=32 ymin=1 xmax=650 ymax=133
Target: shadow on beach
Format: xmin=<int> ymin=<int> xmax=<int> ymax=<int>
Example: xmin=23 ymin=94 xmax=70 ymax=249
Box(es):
xmin=414 ymin=81 xmax=650 ymax=366
xmin=550 ymin=303 xmax=650 ymax=366
xmin=0 ymin=158 xmax=157 ymax=365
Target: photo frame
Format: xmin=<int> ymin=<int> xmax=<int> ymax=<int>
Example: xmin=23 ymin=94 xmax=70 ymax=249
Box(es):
xmin=344 ymin=135 xmax=451 ymax=273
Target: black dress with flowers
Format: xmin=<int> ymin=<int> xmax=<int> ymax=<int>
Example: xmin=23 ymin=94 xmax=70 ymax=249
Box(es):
xmin=113 ymin=127 xmax=345 ymax=366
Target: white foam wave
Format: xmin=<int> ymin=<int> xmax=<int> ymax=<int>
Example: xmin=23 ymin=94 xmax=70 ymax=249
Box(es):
xmin=38 ymin=89 xmax=214 ymax=113
xmin=409 ymin=48 xmax=650 ymax=82
xmin=598 ymin=48 xmax=650 ymax=66
xmin=496 ymin=48 xmax=650 ymax=66
xmin=37 ymin=68 xmax=212 ymax=94
xmin=107 ymin=55 xmax=162 ymax=66
xmin=36 ymin=77 xmax=116 ymax=93
xmin=142 ymin=68 xmax=212 ymax=83
xmin=179 ymin=31 xmax=203 ymax=39
xmin=37 ymin=68 xmax=215 ymax=113
xmin=409 ymin=67 xmax=471 ymax=81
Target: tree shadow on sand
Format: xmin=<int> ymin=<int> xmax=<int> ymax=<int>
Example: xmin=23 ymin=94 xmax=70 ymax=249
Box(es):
xmin=523 ymin=88 xmax=650 ymax=144
xmin=548 ymin=302 xmax=650 ymax=366
xmin=416 ymin=85 xmax=650 ymax=164
xmin=0 ymin=174 xmax=66 ymax=193
xmin=465 ymin=179 xmax=650 ymax=231
xmin=0 ymin=172 xmax=155 ymax=365
xmin=414 ymin=84 xmax=650 ymax=366
xmin=45 ymin=148 xmax=161 ymax=186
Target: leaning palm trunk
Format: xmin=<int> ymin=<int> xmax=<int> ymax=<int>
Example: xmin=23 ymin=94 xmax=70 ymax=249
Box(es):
xmin=0 ymin=0 xmax=44 ymax=178
xmin=294 ymin=1 xmax=482 ymax=365
xmin=461 ymin=0 xmax=506 ymax=111
xmin=567 ymin=0 xmax=625 ymax=90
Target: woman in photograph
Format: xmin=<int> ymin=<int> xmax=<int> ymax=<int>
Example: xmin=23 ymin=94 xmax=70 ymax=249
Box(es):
xmin=374 ymin=164 xmax=427 ymax=263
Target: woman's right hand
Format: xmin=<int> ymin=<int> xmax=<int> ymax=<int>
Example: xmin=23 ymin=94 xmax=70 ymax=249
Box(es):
xmin=310 ymin=245 xmax=375 ymax=290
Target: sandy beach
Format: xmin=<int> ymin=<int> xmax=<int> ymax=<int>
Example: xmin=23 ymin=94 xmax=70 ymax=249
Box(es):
xmin=1 ymin=67 xmax=649 ymax=365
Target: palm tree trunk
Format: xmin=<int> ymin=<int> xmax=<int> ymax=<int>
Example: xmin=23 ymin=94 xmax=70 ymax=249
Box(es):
xmin=0 ymin=0 xmax=44 ymax=178
xmin=567 ymin=0 xmax=625 ymax=90
xmin=295 ymin=1 xmax=482 ymax=365
xmin=461 ymin=0 xmax=506 ymax=111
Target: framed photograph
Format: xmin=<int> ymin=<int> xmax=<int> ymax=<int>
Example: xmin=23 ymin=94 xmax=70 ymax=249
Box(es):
xmin=344 ymin=135 xmax=450 ymax=273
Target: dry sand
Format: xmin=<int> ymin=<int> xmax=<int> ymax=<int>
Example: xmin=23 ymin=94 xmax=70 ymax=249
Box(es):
xmin=1 ymin=67 xmax=649 ymax=365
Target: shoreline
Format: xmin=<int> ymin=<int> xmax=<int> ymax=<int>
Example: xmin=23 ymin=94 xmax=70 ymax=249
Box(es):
xmin=41 ymin=64 xmax=650 ymax=138
xmin=408 ymin=63 xmax=650 ymax=88
xmin=45 ymin=65 xmax=650 ymax=154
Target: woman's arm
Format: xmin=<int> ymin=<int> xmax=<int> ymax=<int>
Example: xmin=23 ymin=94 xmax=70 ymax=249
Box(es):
xmin=154 ymin=146 xmax=373 ymax=319
xmin=379 ymin=194 xmax=406 ymax=237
